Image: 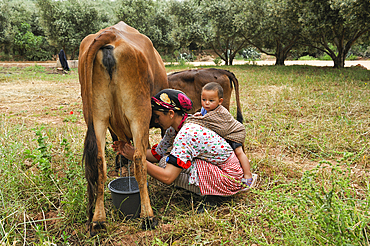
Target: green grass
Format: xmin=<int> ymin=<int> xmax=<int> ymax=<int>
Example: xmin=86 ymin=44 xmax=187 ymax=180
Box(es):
xmin=308 ymin=54 xmax=359 ymax=61
xmin=0 ymin=64 xmax=369 ymax=245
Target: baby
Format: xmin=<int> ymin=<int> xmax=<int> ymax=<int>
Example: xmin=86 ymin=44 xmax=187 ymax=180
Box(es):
xmin=196 ymin=82 xmax=254 ymax=187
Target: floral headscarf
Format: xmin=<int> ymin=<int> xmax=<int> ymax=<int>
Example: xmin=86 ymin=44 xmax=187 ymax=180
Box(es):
xmin=151 ymin=89 xmax=193 ymax=112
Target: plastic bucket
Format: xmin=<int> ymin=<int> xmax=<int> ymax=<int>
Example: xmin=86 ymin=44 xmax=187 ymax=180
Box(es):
xmin=108 ymin=177 xmax=141 ymax=219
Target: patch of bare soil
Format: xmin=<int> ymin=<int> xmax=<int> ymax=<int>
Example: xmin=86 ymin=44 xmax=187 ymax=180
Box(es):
xmin=0 ymin=68 xmax=84 ymax=127
xmin=0 ymin=61 xmax=57 ymax=68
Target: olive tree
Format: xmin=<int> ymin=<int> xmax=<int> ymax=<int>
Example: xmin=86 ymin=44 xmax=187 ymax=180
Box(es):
xmin=0 ymin=0 xmax=45 ymax=57
xmin=235 ymin=0 xmax=302 ymax=66
xmin=37 ymin=0 xmax=104 ymax=59
xmin=201 ymin=0 xmax=247 ymax=65
xmin=169 ymin=0 xmax=211 ymax=52
xmin=13 ymin=22 xmax=52 ymax=60
xmin=296 ymin=0 xmax=370 ymax=68
xmin=0 ymin=0 xmax=11 ymax=53
xmin=116 ymin=0 xmax=176 ymax=52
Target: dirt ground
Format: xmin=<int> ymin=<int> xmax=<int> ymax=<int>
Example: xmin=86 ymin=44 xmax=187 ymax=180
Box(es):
xmin=0 ymin=59 xmax=369 ymax=69
xmin=0 ymin=52 xmax=369 ymax=69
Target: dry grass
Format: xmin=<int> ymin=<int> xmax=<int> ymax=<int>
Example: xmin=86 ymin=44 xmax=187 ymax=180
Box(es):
xmin=0 ymin=64 xmax=369 ymax=245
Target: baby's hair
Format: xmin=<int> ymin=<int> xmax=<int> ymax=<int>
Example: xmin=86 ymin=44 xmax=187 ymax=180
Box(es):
xmin=202 ymin=82 xmax=224 ymax=98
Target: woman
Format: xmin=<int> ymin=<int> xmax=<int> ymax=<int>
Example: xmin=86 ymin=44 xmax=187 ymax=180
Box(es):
xmin=113 ymin=89 xmax=247 ymax=196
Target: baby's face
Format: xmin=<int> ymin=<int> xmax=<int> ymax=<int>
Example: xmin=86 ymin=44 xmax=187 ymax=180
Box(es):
xmin=201 ymin=89 xmax=223 ymax=112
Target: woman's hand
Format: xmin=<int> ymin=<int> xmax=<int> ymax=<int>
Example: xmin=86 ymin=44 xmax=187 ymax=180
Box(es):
xmin=112 ymin=141 xmax=135 ymax=161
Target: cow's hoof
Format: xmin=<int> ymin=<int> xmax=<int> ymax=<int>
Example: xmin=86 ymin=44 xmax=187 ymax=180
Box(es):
xmin=90 ymin=221 xmax=106 ymax=237
xmin=141 ymin=216 xmax=158 ymax=230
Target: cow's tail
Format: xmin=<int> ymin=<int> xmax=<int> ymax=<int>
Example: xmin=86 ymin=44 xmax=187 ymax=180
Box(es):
xmin=83 ymin=122 xmax=98 ymax=224
xmin=225 ymin=70 xmax=244 ymax=123
xmin=80 ymin=29 xmax=117 ymax=224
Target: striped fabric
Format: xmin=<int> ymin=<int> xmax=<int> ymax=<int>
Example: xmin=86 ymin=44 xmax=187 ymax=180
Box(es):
xmin=158 ymin=152 xmax=244 ymax=196
xmin=196 ymin=152 xmax=244 ymax=196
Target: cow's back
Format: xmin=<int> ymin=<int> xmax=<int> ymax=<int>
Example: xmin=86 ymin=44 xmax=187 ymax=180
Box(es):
xmin=79 ymin=21 xmax=168 ymax=127
xmin=168 ymin=68 xmax=233 ymax=113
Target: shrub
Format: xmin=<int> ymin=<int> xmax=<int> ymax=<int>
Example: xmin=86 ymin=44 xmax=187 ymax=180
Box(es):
xmin=213 ymin=56 xmax=222 ymax=66
xmin=298 ymin=55 xmax=318 ymax=60
xmin=318 ymin=54 xmax=333 ymax=60
xmin=346 ymin=54 xmax=358 ymax=60
xmin=13 ymin=23 xmax=53 ymax=61
xmin=239 ymin=47 xmax=261 ymax=60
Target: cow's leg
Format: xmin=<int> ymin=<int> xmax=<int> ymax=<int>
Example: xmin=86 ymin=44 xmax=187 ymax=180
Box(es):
xmin=130 ymin=124 xmax=157 ymax=229
xmin=90 ymin=59 xmax=110 ymax=235
xmin=90 ymin=121 xmax=108 ymax=236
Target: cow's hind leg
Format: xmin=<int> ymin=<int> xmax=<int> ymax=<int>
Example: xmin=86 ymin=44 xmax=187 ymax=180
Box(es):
xmin=89 ymin=69 xmax=112 ymax=235
xmin=130 ymin=124 xmax=157 ymax=230
xmin=89 ymin=121 xmax=108 ymax=236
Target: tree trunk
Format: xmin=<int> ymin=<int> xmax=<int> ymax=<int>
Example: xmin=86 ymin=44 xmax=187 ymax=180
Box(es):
xmin=71 ymin=46 xmax=78 ymax=60
xmin=333 ymin=54 xmax=345 ymax=68
xmin=275 ymin=52 xmax=286 ymax=66
xmin=229 ymin=52 xmax=236 ymax=66
xmin=332 ymin=42 xmax=346 ymax=68
xmin=224 ymin=50 xmax=229 ymax=65
xmin=274 ymin=41 xmax=286 ymax=66
xmin=62 ymin=45 xmax=66 ymax=59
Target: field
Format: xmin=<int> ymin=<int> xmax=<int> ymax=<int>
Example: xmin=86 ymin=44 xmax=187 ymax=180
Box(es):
xmin=0 ymin=64 xmax=369 ymax=245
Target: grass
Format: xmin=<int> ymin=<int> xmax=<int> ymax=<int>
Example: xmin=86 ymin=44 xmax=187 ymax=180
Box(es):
xmin=0 ymin=64 xmax=369 ymax=245
xmin=298 ymin=54 xmax=360 ymax=61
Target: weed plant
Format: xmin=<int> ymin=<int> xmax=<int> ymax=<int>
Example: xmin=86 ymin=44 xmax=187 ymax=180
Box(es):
xmin=0 ymin=64 xmax=369 ymax=245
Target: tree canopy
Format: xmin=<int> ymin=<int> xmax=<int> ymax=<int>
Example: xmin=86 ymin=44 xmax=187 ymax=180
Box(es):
xmin=37 ymin=0 xmax=104 ymax=59
xmin=296 ymin=0 xmax=370 ymax=68
xmin=169 ymin=0 xmax=211 ymax=51
xmin=236 ymin=0 xmax=302 ymax=65
xmin=0 ymin=0 xmax=369 ymax=67
xmin=116 ymin=0 xmax=176 ymax=51
xmin=202 ymin=0 xmax=247 ymax=65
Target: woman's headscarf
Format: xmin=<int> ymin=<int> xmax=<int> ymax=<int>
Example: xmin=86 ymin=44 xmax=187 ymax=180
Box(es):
xmin=151 ymin=89 xmax=193 ymax=113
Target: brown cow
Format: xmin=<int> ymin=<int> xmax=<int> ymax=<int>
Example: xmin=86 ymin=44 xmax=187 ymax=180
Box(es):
xmin=167 ymin=68 xmax=243 ymax=123
xmin=113 ymin=68 xmax=244 ymax=170
xmin=78 ymin=22 xmax=168 ymax=236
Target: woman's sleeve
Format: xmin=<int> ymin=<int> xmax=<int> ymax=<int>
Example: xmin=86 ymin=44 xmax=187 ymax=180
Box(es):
xmin=151 ymin=127 xmax=176 ymax=161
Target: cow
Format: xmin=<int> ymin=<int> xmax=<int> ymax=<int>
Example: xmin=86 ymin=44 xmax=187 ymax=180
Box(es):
xmin=78 ymin=21 xmax=168 ymax=236
xmin=113 ymin=68 xmax=244 ymax=170
xmin=167 ymin=68 xmax=243 ymax=122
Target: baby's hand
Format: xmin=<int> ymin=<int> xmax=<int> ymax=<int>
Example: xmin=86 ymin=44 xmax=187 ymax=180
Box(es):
xmin=193 ymin=112 xmax=202 ymax=116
